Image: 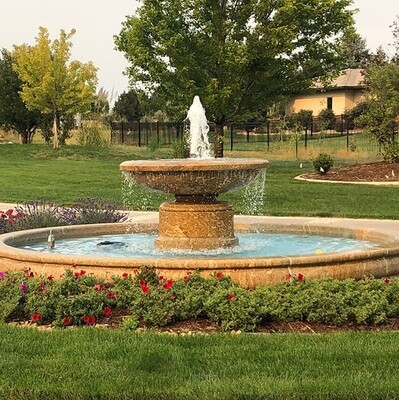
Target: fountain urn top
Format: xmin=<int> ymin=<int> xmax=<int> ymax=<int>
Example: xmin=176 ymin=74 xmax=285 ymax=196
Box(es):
xmin=120 ymin=158 xmax=269 ymax=199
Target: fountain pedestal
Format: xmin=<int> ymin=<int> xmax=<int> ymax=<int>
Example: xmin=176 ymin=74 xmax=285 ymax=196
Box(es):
xmin=156 ymin=200 xmax=238 ymax=250
xmin=120 ymin=158 xmax=269 ymax=251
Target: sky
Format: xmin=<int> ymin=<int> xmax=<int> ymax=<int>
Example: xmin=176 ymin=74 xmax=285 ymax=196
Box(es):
xmin=0 ymin=0 xmax=398 ymax=103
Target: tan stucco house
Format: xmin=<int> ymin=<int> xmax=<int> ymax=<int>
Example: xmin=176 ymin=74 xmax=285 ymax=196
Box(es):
xmin=285 ymin=69 xmax=365 ymax=116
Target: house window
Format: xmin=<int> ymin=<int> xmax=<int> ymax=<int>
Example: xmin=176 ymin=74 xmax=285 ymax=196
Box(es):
xmin=327 ymin=97 xmax=333 ymax=110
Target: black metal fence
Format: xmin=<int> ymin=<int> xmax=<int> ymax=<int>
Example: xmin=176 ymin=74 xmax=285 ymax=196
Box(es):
xmin=110 ymin=117 xmax=398 ymax=155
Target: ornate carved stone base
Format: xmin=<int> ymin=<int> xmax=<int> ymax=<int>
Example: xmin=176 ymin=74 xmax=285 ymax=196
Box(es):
xmin=156 ymin=201 xmax=238 ymax=250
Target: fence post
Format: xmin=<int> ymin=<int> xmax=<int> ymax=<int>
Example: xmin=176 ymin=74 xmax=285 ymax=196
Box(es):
xmin=267 ymin=121 xmax=270 ymax=150
xmin=304 ymin=127 xmax=308 ymax=149
xmin=230 ymin=124 xmax=234 ymax=151
xmin=138 ymin=121 xmax=141 ymax=147
xmin=346 ymin=128 xmax=349 ymax=151
xmin=341 ymin=114 xmax=344 ymax=135
xmin=310 ymin=117 xmax=314 ymax=138
xmin=156 ymin=121 xmax=160 ymax=145
xmin=121 ymin=121 xmax=125 ymax=144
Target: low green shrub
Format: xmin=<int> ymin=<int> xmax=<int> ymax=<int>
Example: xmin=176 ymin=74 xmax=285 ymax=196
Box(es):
xmin=312 ymin=153 xmax=334 ymax=174
xmin=0 ymin=267 xmax=397 ymax=331
xmin=381 ymin=142 xmax=399 ymax=163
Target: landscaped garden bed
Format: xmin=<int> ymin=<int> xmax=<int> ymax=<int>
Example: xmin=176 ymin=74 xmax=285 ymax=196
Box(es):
xmin=2 ymin=265 xmax=398 ymax=333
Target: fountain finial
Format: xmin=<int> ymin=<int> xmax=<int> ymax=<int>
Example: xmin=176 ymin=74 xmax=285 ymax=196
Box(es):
xmin=186 ymin=95 xmax=211 ymax=159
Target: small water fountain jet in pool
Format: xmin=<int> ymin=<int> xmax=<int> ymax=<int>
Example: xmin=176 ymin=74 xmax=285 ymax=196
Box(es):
xmin=120 ymin=96 xmax=269 ymax=251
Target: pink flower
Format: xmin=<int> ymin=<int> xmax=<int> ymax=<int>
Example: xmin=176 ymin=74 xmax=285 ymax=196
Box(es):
xmin=169 ymin=295 xmax=176 ymax=301
xmin=0 ymin=272 xmax=4 ymax=279
xmin=19 ymin=283 xmax=28 ymax=293
xmin=103 ymin=307 xmax=112 ymax=317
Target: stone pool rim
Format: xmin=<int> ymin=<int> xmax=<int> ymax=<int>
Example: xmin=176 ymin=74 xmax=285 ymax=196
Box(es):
xmin=1 ymin=215 xmax=399 ymax=287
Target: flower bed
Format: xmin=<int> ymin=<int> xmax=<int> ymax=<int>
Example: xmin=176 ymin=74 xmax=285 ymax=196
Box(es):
xmin=1 ymin=265 xmax=397 ymax=332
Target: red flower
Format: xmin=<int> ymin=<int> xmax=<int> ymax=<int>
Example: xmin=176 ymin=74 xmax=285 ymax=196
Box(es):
xmin=122 ymin=272 xmax=129 ymax=279
xmin=158 ymin=275 xmax=164 ymax=281
xmin=297 ymin=273 xmax=304 ymax=282
xmin=63 ymin=317 xmax=72 ymax=326
xmin=71 ymin=263 xmax=77 ymax=269
xmin=107 ymin=291 xmax=117 ymax=299
xmin=139 ymin=279 xmax=147 ymax=287
xmin=103 ymin=307 xmax=112 ymax=317
xmin=82 ymin=315 xmax=96 ymax=325
xmin=163 ymin=279 xmax=174 ymax=291
xmin=47 ymin=275 xmax=54 ymax=281
xmin=216 ymin=271 xmax=223 ymax=280
xmin=384 ymin=278 xmax=390 ymax=285
xmin=227 ymin=293 xmax=236 ymax=301
xmin=183 ymin=275 xmax=190 ymax=281
xmin=31 ymin=312 xmax=42 ymax=322
xmin=74 ymin=270 xmax=86 ymax=278
xmin=141 ymin=284 xmax=150 ymax=294
xmin=285 ymin=273 xmax=292 ymax=281
xmin=94 ymin=283 xmax=105 ymax=291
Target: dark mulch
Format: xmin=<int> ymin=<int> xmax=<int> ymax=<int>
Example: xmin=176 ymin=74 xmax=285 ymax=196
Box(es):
xmin=302 ymin=161 xmax=399 ymax=182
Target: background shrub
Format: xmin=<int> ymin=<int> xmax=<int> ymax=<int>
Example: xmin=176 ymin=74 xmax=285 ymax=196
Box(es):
xmin=313 ymin=153 xmax=333 ymax=174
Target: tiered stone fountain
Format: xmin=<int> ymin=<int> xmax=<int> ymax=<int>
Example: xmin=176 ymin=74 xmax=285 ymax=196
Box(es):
xmin=121 ymin=96 xmax=268 ymax=251
xmin=1 ymin=96 xmax=399 ymax=287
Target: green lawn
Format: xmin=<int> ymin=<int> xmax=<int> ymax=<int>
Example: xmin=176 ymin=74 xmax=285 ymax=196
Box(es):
xmin=1 ymin=324 xmax=399 ymax=399
xmin=1 ymin=143 xmax=396 ymax=219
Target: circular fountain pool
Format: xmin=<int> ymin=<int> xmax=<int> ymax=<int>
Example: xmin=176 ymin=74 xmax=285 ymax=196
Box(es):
xmin=1 ymin=216 xmax=399 ymax=287
xmin=20 ymin=232 xmax=376 ymax=259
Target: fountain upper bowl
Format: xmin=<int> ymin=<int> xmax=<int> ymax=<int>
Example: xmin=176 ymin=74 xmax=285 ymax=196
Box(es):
xmin=120 ymin=158 xmax=269 ymax=196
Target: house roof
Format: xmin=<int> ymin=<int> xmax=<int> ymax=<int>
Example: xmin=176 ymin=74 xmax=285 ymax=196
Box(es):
xmin=314 ymin=68 xmax=365 ymax=90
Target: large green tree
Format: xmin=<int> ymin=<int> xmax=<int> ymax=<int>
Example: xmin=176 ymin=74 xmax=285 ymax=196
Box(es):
xmin=337 ymin=28 xmax=370 ymax=69
xmin=0 ymin=49 xmax=42 ymax=144
xmin=359 ymin=63 xmax=399 ymax=162
xmin=113 ymin=90 xmax=142 ymax=121
xmin=115 ymin=0 xmax=354 ymax=157
xmin=13 ymin=27 xmax=98 ymax=149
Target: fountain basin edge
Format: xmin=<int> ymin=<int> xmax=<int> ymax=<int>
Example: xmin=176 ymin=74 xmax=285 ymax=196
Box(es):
xmin=1 ymin=217 xmax=399 ymax=287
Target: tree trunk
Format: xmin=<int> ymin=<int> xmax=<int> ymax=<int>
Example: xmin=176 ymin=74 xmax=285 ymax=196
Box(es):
xmin=20 ymin=134 xmax=28 ymax=144
xmin=214 ymin=123 xmax=224 ymax=158
xmin=52 ymin=112 xmax=59 ymax=149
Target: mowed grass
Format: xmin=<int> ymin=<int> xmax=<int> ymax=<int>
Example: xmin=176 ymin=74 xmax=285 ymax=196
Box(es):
xmin=1 ymin=143 xmax=398 ymax=219
xmin=1 ymin=324 xmax=399 ymax=400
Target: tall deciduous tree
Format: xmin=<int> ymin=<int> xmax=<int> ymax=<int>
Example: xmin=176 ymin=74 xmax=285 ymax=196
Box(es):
xmin=115 ymin=0 xmax=354 ymax=157
xmin=13 ymin=27 xmax=98 ymax=149
xmin=0 ymin=48 xmax=42 ymax=143
xmin=359 ymin=63 xmax=399 ymax=161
